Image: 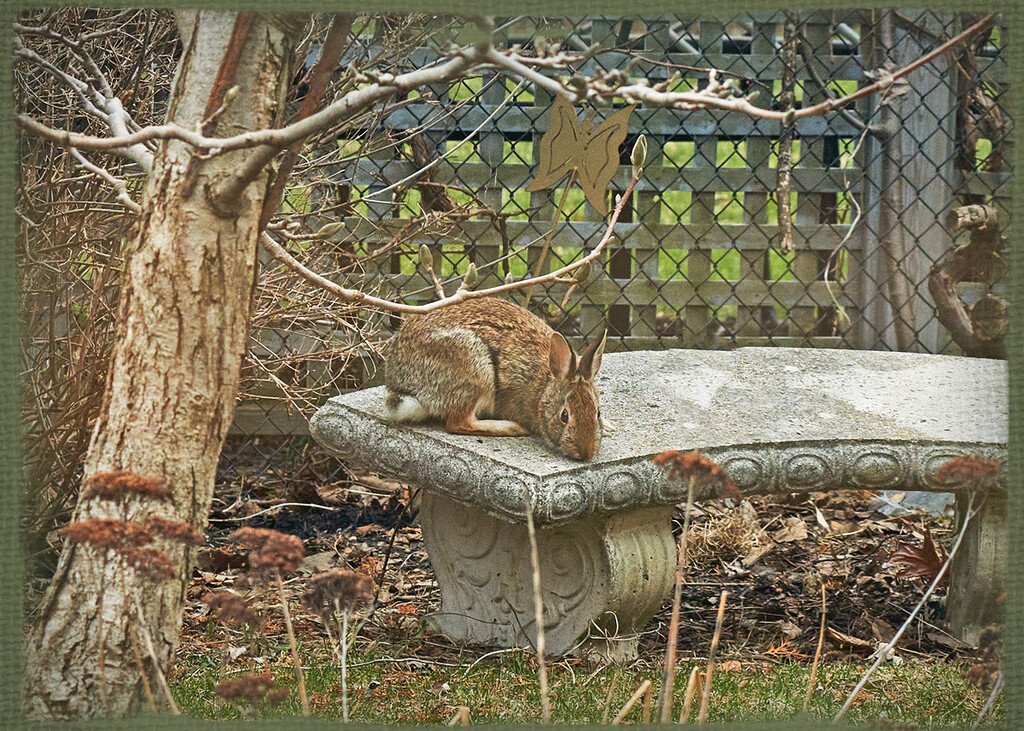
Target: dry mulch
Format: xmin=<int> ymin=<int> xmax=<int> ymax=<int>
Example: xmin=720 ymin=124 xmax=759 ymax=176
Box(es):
xmin=181 ymin=462 xmax=977 ymax=669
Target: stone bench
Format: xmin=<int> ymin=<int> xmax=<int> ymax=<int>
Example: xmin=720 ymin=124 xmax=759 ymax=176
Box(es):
xmin=310 ymin=347 xmax=1007 ymax=657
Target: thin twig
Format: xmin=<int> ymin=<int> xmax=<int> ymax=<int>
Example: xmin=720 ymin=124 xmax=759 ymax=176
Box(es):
xmin=697 ymin=590 xmax=728 ymax=724
xmin=524 ymin=492 xmax=551 ymax=723
xmin=820 ymin=113 xmax=873 ymax=331
xmin=132 ymin=596 xmax=180 ymax=714
xmin=129 ymin=630 xmax=158 ymax=714
xmin=972 ymin=670 xmax=1003 ymax=729
xmin=275 ymin=567 xmax=310 ymax=716
xmin=833 ymin=493 xmax=980 ymax=723
xmin=600 ymin=666 xmax=622 ymax=725
xmin=803 ymin=584 xmax=827 ymax=713
xmin=360 ymin=77 xmax=522 ymax=205
xmin=69 ymin=148 xmax=141 ymax=213
xmin=341 ymin=605 xmax=350 ymax=722
xmin=679 ymin=667 xmax=700 ymax=724
xmin=259 ymin=172 xmax=640 ymax=315
xmin=612 ymin=679 xmax=652 ymax=725
xmin=522 ymin=168 xmax=577 ymax=309
xmin=207 ymin=501 xmax=342 ymax=522
xmin=658 ymin=473 xmax=696 ymax=722
xmin=371 ymin=487 xmax=419 ymax=610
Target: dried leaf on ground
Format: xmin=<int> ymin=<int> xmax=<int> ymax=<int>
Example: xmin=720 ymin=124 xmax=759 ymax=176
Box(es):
xmin=773 ymin=517 xmax=809 ymax=543
xmin=888 ymin=527 xmax=948 ymax=585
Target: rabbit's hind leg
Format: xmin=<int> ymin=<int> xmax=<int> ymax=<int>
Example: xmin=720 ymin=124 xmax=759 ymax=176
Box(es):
xmin=444 ymin=396 xmax=529 ymax=437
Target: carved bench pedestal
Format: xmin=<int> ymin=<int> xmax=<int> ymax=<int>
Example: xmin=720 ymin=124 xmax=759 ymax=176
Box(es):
xmin=310 ymin=347 xmax=1007 ymax=656
xmin=420 ymin=493 xmax=675 ymax=660
xmin=948 ymin=492 xmax=1007 ymax=645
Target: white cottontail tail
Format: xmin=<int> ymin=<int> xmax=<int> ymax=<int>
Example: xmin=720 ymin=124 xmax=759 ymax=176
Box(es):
xmin=384 ymin=297 xmax=607 ymax=460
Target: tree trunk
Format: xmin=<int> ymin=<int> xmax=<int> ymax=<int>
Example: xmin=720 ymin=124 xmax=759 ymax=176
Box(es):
xmin=23 ymin=11 xmax=301 ymax=720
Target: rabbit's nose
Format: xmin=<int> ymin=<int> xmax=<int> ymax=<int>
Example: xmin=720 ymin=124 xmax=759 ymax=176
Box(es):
xmin=571 ymin=442 xmax=595 ymax=461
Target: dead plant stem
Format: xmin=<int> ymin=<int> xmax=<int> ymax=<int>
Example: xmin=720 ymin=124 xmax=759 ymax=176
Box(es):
xmin=697 ymin=590 xmax=729 ymax=724
xmin=679 ymin=667 xmax=700 ymax=723
xmin=612 ymin=679 xmax=652 ymax=725
xmin=833 ymin=493 xmax=979 ymax=723
xmin=341 ymin=606 xmax=350 ymax=722
xmin=275 ymin=567 xmax=310 ymax=716
xmin=601 ymin=665 xmax=622 ymax=724
xmin=525 ymin=494 xmax=551 ymax=723
xmin=803 ymin=584 xmax=827 ymax=712
xmin=658 ymin=473 xmax=696 ymax=722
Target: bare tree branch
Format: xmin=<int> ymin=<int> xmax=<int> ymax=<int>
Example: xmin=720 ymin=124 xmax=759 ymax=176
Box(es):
xmin=20 ymin=12 xmax=994 ymax=170
xmin=563 ymin=13 xmax=996 ymax=119
xmin=14 ymin=24 xmax=155 ymax=170
xmin=18 ymin=10 xmax=995 ymax=183
xmin=253 ymin=14 xmax=356 ymax=229
xmin=14 ymin=50 xmax=475 ymax=158
xmin=260 ymin=172 xmax=640 ymax=314
xmin=69 ymin=149 xmax=142 ymax=213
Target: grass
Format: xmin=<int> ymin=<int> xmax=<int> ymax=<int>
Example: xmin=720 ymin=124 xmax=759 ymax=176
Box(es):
xmin=169 ymin=648 xmax=1000 ymax=725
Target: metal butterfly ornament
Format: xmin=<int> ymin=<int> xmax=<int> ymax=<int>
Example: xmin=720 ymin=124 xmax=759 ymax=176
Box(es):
xmin=526 ymin=95 xmax=635 ymax=216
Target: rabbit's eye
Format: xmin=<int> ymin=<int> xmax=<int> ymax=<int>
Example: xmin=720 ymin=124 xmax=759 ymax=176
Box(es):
xmin=560 ymin=408 xmax=569 ymax=424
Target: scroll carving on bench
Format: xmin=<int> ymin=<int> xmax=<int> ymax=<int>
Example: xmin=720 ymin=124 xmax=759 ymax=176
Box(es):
xmin=311 ymin=346 xmax=1007 ymax=657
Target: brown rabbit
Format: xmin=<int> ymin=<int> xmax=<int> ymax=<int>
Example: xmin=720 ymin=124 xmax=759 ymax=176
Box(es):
xmin=384 ymin=297 xmax=607 ymax=460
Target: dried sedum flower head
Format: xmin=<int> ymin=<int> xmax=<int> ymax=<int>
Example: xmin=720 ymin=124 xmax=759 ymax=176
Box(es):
xmin=82 ymin=470 xmax=172 ymax=501
xmin=935 ymin=455 xmax=1001 ymax=489
xmin=60 ymin=518 xmax=154 ymax=549
xmin=203 ymin=591 xmax=260 ymax=627
xmin=215 ymin=671 xmax=278 ymax=705
xmin=653 ymin=449 xmax=741 ymax=499
xmin=303 ymin=569 xmax=374 ymax=619
xmin=145 ymin=516 xmax=206 ymax=546
xmin=228 ymin=527 xmax=305 ymax=574
xmin=59 ymin=519 xmax=175 ymax=578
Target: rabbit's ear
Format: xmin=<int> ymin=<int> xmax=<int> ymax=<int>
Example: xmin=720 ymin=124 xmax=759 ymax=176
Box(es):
xmin=578 ymin=330 xmax=607 ymax=379
xmin=549 ymin=332 xmax=575 ymax=380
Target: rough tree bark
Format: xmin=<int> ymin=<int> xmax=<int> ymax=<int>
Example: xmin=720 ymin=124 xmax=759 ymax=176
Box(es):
xmin=23 ymin=11 xmax=303 ymax=719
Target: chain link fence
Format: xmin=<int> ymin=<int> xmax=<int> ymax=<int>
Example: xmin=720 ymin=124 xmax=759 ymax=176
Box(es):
xmin=17 ymin=10 xmax=1005 ymax=498
xmin=220 ymin=10 xmax=1010 ymax=487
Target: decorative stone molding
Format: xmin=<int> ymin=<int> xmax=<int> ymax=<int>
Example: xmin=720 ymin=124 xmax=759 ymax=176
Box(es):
xmin=310 ymin=347 xmax=1007 ymax=655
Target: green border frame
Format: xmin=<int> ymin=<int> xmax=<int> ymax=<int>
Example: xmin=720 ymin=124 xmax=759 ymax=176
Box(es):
xmin=1 ymin=2 xmax=1019 ymax=729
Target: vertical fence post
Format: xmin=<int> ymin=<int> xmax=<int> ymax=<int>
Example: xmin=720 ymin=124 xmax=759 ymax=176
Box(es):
xmin=631 ymin=20 xmax=674 ymax=345
xmin=683 ymin=18 xmax=723 ymax=348
xmin=474 ymin=39 xmax=508 ymax=291
xmin=737 ymin=18 xmax=775 ymax=340
xmin=790 ymin=15 xmax=832 ymax=343
xmin=889 ymin=12 xmax=959 ymax=353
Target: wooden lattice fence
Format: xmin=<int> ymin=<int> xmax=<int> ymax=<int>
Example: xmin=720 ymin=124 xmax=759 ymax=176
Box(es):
xmin=229 ymin=10 xmax=1010 ymax=442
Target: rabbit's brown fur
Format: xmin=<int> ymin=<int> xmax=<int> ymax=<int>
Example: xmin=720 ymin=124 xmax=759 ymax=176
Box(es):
xmin=384 ymin=297 xmax=606 ymax=460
